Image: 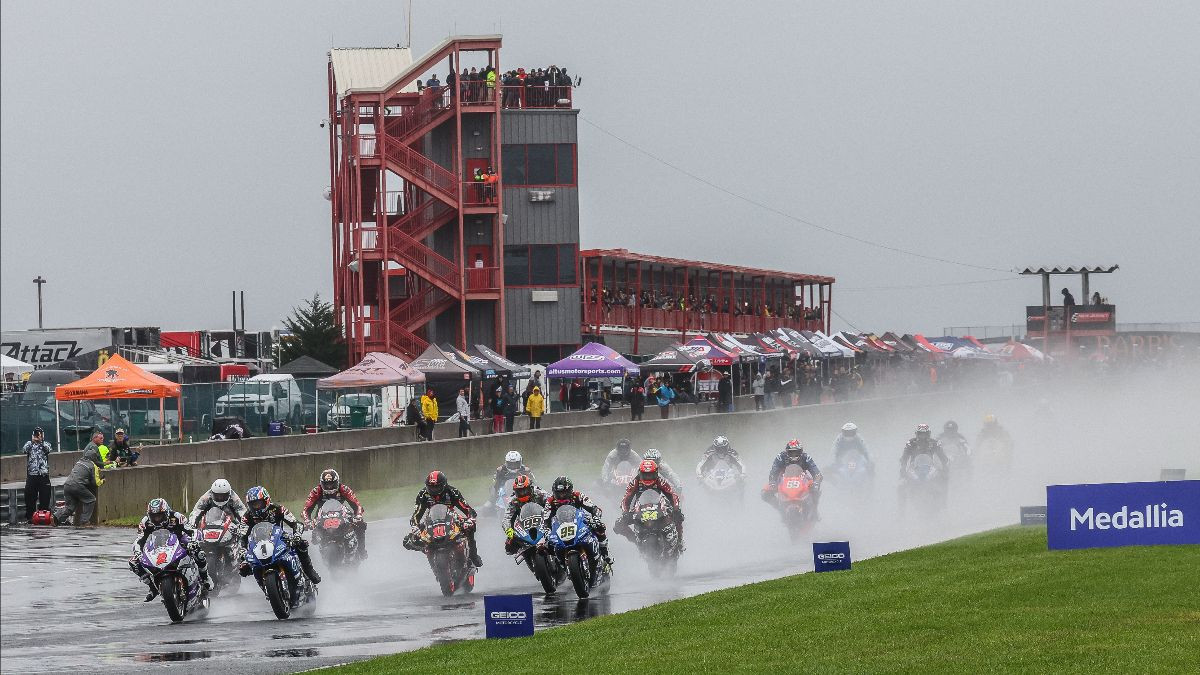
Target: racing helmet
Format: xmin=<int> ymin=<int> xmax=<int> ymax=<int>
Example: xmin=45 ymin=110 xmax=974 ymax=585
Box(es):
xmin=712 ymin=435 xmax=730 ymax=450
xmin=983 ymin=414 xmax=997 ymax=427
xmin=320 ymin=468 xmax=341 ymax=497
xmin=513 ymin=474 xmax=534 ymax=503
xmin=147 ymin=498 xmax=171 ymax=527
xmin=841 ymin=422 xmax=857 ymax=435
xmin=916 ymin=423 xmax=932 ymax=439
xmin=943 ymin=420 xmax=958 ymax=433
xmin=210 ymin=478 xmax=232 ymax=506
xmin=245 ymin=486 xmax=271 ymax=517
xmin=785 ymin=439 xmax=804 ymax=460
xmin=426 ymin=470 xmax=448 ymax=496
xmin=552 ymin=476 xmax=574 ymax=501
xmin=504 ymin=451 xmax=523 ymax=472
xmin=638 ymin=459 xmax=660 ymax=487
xmin=643 ymin=448 xmax=662 ymax=463
xmin=616 ymin=438 xmax=632 ymax=453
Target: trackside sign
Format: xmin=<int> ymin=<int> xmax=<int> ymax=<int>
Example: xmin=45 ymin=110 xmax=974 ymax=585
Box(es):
xmin=812 ymin=541 xmax=852 ymax=572
xmin=1046 ymin=480 xmax=1200 ymax=550
xmin=484 ymin=594 xmax=534 ymax=638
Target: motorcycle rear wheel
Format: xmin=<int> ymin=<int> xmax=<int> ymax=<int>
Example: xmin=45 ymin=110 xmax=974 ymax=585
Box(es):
xmin=161 ymin=575 xmax=186 ymax=623
xmin=566 ymin=550 xmax=590 ymax=599
xmin=263 ymin=570 xmax=292 ymax=619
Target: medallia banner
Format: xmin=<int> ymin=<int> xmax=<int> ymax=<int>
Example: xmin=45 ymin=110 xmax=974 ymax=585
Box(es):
xmin=1046 ymin=480 xmax=1198 ymax=550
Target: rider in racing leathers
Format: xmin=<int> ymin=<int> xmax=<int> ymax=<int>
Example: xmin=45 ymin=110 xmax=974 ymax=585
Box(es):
xmin=695 ymin=435 xmax=746 ymax=479
xmin=302 ymin=468 xmax=368 ymax=557
xmin=538 ymin=476 xmax=612 ymax=565
xmin=502 ymin=474 xmax=548 ymax=554
xmin=617 ymin=459 xmax=685 ymax=550
xmin=763 ymin=440 xmax=824 ymax=509
xmin=238 ymin=486 xmax=322 ymax=588
xmin=130 ymin=498 xmax=213 ymax=601
xmin=600 ymin=438 xmax=642 ymax=483
xmin=642 ymin=448 xmax=683 ymax=489
xmin=189 ymin=478 xmax=248 ymax=527
xmin=900 ymin=424 xmax=950 ymax=477
xmin=487 ymin=450 xmax=536 ymax=507
xmin=976 ymin=415 xmax=1014 ymax=452
xmin=937 ymin=420 xmax=970 ymax=457
xmin=830 ymin=423 xmax=875 ymax=472
xmin=405 ymin=471 xmax=483 ymax=567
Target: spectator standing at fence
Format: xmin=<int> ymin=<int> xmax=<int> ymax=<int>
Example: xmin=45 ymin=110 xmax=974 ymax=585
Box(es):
xmin=569 ymin=378 xmax=589 ymax=411
xmin=628 ymin=379 xmax=646 ymax=421
xmin=503 ymin=384 xmax=518 ymax=432
xmin=718 ymin=372 xmax=734 ymax=412
xmin=404 ymin=397 xmax=424 ymax=440
xmin=23 ymin=427 xmax=52 ymax=521
xmin=491 ymin=386 xmax=507 ymax=433
xmin=420 ymin=389 xmax=439 ymax=440
xmin=112 ymin=428 xmax=140 ymax=466
xmin=456 ymin=388 xmax=471 ymax=438
xmin=526 ymin=386 xmax=545 ymax=429
xmin=752 ymin=372 xmax=766 ymax=411
xmin=654 ymin=379 xmax=675 ymax=419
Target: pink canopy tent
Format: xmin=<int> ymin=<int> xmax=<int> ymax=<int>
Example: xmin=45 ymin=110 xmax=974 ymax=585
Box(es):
xmin=316 ymin=352 xmax=426 ymax=389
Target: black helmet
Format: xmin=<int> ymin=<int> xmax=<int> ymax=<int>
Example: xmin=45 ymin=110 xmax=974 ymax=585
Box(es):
xmin=426 ymin=470 xmax=448 ymax=496
xmin=320 ymin=468 xmax=341 ymax=497
xmin=552 ymin=476 xmax=573 ymax=500
xmin=616 ymin=438 xmax=632 ymax=452
xmin=943 ymin=420 xmax=958 ymax=433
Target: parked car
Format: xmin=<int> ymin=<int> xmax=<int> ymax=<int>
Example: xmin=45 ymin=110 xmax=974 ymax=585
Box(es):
xmin=326 ymin=393 xmax=382 ymax=430
xmin=215 ymin=374 xmax=304 ymax=428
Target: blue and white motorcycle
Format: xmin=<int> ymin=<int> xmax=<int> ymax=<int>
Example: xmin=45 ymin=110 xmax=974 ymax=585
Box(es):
xmin=245 ymin=522 xmax=318 ymax=619
xmin=509 ymin=501 xmax=565 ymax=593
xmin=544 ymin=504 xmax=612 ymax=598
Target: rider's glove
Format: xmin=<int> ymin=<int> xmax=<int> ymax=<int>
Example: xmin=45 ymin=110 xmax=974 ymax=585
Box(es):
xmin=504 ymin=527 xmax=515 ymax=539
xmin=186 ymin=540 xmax=200 ymax=554
xmin=238 ymin=562 xmax=252 ymax=577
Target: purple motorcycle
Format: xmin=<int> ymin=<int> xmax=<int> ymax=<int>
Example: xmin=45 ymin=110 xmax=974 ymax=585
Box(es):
xmin=139 ymin=529 xmax=210 ymax=622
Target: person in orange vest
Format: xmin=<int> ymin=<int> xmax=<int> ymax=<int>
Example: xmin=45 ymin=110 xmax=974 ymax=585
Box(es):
xmin=484 ymin=166 xmax=499 ymax=203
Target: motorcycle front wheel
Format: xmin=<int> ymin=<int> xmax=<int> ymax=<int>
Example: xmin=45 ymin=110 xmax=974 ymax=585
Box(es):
xmin=432 ymin=549 xmax=455 ymax=596
xmin=161 ymin=574 xmax=186 ymax=623
xmin=532 ymin=552 xmax=557 ymax=594
xmin=263 ymin=569 xmax=292 ymax=619
xmin=566 ymin=550 xmax=590 ymax=599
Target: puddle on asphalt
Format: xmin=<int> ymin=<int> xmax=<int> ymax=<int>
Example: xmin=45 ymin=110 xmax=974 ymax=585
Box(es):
xmin=159 ymin=638 xmax=215 ymax=645
xmin=271 ymin=632 xmax=316 ymax=640
xmin=438 ymin=601 xmax=476 ymax=610
xmin=538 ymin=593 xmax=613 ymax=625
xmin=134 ymin=650 xmax=214 ymax=662
xmin=430 ymin=622 xmax=476 ymax=635
xmin=265 ymin=647 xmax=321 ymax=658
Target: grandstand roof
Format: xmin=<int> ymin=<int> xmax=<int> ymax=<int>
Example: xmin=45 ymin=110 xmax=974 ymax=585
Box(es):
xmin=580 ymin=248 xmax=835 ymax=284
xmin=1018 ymin=265 xmax=1119 ymax=275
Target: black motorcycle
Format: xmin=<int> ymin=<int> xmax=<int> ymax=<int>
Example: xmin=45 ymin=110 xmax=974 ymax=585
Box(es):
xmin=312 ymin=499 xmax=363 ymax=572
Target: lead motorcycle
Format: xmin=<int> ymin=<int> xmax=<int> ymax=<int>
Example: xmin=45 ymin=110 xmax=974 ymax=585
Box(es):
xmin=197 ymin=506 xmax=241 ymax=595
xmin=768 ymin=464 xmax=819 ymax=541
xmin=138 ymin=529 xmax=210 ymax=623
xmin=312 ymin=499 xmax=362 ymax=572
xmin=245 ymin=521 xmax=318 ymax=619
xmin=412 ymin=504 xmax=476 ymax=596
xmin=899 ymin=453 xmax=948 ymax=517
xmin=624 ymin=488 xmax=682 ymax=577
xmin=545 ymin=503 xmax=612 ymax=599
xmin=509 ymin=501 xmax=565 ymax=593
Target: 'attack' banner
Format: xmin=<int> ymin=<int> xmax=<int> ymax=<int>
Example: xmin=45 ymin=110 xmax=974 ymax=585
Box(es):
xmin=1046 ymin=480 xmax=1199 ymax=550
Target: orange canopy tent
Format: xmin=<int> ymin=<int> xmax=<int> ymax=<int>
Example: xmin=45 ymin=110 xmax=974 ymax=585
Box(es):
xmin=55 ymin=354 xmax=183 ymax=445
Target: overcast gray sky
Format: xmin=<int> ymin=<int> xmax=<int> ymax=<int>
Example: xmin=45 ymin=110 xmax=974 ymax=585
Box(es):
xmin=3 ymin=1 xmax=1198 ymax=336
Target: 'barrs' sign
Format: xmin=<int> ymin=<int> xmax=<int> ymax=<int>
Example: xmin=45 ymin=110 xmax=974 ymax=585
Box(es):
xmin=1046 ymin=480 xmax=1199 ymax=550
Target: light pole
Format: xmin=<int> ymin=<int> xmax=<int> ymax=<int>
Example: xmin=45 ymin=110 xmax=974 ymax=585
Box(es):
xmin=33 ymin=276 xmax=46 ymax=329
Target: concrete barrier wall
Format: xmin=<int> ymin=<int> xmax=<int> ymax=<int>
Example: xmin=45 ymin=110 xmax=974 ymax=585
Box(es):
xmin=94 ymin=387 xmax=1020 ymax=522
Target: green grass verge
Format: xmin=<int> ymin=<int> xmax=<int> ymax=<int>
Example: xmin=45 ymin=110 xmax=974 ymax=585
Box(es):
xmin=322 ymin=527 xmax=1199 ymax=674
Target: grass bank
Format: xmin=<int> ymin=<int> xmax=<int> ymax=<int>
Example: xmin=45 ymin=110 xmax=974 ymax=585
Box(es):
xmin=323 ymin=526 xmax=1199 ymax=674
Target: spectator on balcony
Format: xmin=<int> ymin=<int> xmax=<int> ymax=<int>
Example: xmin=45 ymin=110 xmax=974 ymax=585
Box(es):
xmin=472 ymin=168 xmax=486 ymax=203
xmin=459 ymin=68 xmax=470 ymax=101
xmin=1061 ymin=287 xmax=1076 ymax=310
xmin=485 ymin=66 xmax=496 ymax=103
xmin=484 ymin=166 xmax=498 ymax=203
xmin=1091 ymin=291 xmax=1102 ymax=306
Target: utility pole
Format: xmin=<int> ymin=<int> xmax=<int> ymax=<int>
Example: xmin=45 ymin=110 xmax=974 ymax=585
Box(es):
xmin=32 ymin=276 xmax=46 ymax=328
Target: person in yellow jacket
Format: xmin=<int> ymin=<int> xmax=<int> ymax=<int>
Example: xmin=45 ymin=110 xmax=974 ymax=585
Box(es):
xmin=420 ymin=389 xmax=439 ymax=441
xmin=485 ymin=67 xmax=496 ymax=102
xmin=526 ymin=386 xmax=545 ymax=429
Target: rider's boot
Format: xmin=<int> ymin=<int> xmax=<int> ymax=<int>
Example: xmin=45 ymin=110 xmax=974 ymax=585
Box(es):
xmin=357 ymin=522 xmax=368 ymax=559
xmin=140 ymin=573 xmax=159 ymax=602
xmin=297 ymin=543 xmax=322 ymax=584
xmin=193 ymin=549 xmax=214 ymax=591
xmin=468 ymin=535 xmax=484 ymax=568
xmin=599 ymin=538 xmax=614 ymax=566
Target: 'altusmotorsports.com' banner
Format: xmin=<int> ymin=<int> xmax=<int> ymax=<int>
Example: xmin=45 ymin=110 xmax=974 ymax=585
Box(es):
xmin=1046 ymin=480 xmax=1199 ymax=550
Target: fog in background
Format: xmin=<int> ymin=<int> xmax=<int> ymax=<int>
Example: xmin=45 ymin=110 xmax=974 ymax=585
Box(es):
xmin=2 ymin=1 xmax=1198 ymax=335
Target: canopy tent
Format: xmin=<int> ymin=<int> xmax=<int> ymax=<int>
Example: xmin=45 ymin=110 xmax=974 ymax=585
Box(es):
xmin=865 ymin=334 xmax=898 ymax=352
xmin=639 ymin=344 xmax=705 ymax=373
xmin=927 ymin=337 xmax=998 ymax=360
xmin=316 ymin=352 xmax=425 ymax=389
xmin=683 ymin=337 xmax=738 ymax=367
xmin=275 ymin=355 xmax=339 ymax=378
xmin=879 ymin=332 xmax=916 ymax=352
xmin=752 ymin=333 xmax=799 ymax=359
xmin=803 ymin=331 xmax=852 ymax=358
xmin=775 ymin=328 xmax=827 ymax=358
xmin=546 ymin=342 xmax=640 ymax=378
xmin=911 ymin=334 xmax=948 ymax=354
xmin=964 ymin=336 xmax=990 ymax=351
xmin=54 ymin=354 xmax=183 ymax=445
xmin=990 ymin=341 xmax=1049 ymax=361
xmin=721 ymin=332 xmax=784 ymax=360
xmin=471 ymin=344 xmax=532 ymax=379
xmin=410 ymin=344 xmax=482 ymax=381
xmin=1 ymin=354 xmax=34 ymax=382
xmin=441 ymin=343 xmax=507 ymax=379
xmin=705 ymin=333 xmax=766 ymax=362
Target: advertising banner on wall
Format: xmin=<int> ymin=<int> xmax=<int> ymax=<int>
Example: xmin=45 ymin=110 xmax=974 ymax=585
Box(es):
xmin=1046 ymin=480 xmax=1199 ymax=550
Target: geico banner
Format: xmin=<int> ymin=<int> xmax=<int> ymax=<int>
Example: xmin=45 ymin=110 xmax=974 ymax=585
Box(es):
xmin=1046 ymin=480 xmax=1199 ymax=550
xmin=812 ymin=541 xmax=852 ymax=572
xmin=484 ymin=594 xmax=534 ymax=638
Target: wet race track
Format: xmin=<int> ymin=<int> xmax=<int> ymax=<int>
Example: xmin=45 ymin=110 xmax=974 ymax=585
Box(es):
xmin=1 ymin=485 xmax=1020 ymax=674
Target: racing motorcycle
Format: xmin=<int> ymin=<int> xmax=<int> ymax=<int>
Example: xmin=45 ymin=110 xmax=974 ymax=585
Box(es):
xmin=940 ymin=436 xmax=972 ymax=481
xmin=698 ymin=455 xmax=744 ymax=501
xmin=599 ymin=460 xmax=637 ymax=502
xmin=312 ymin=500 xmax=362 ymax=572
xmin=899 ymin=453 xmax=948 ymax=517
xmin=197 ymin=506 xmax=241 ymax=595
xmin=827 ymin=450 xmax=875 ymax=493
xmin=769 ymin=464 xmax=819 ymax=540
xmin=509 ymin=501 xmax=565 ymax=593
xmin=414 ymin=504 xmax=476 ymax=596
xmin=245 ymin=521 xmax=318 ymax=619
xmin=973 ymin=436 xmax=1012 ymax=476
xmin=138 ymin=529 xmax=210 ymax=623
xmin=545 ymin=503 xmax=612 ymax=599
xmin=625 ymin=488 xmax=682 ymax=576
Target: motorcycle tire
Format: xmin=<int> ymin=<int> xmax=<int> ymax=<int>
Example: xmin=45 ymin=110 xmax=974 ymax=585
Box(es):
xmin=566 ymin=550 xmax=590 ymax=599
xmin=162 ymin=575 xmax=186 ymax=623
xmin=263 ymin=570 xmax=292 ymax=619
xmin=533 ymin=552 xmax=557 ymax=594
xmin=433 ymin=550 xmax=455 ymax=596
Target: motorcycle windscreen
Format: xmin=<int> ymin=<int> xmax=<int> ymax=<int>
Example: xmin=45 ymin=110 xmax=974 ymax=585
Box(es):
xmin=635 ymin=489 xmax=663 ymax=508
xmin=318 ymin=500 xmax=349 ymax=518
xmin=613 ymin=461 xmax=635 ymax=481
xmin=204 ymin=507 xmax=228 ymax=527
xmin=423 ymin=504 xmax=453 ymax=526
xmin=911 ymin=454 xmax=939 ymax=479
xmin=517 ymin=502 xmax=545 ymax=532
xmin=144 ymin=529 xmax=178 ymax=568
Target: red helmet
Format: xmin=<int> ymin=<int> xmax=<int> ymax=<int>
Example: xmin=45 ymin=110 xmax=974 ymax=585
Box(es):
xmin=513 ymin=474 xmax=533 ymax=503
xmin=426 ymin=470 xmax=448 ymax=496
xmin=638 ymin=459 xmax=659 ymax=487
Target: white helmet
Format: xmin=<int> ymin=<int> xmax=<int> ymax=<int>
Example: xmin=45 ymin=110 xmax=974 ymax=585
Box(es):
xmin=504 ymin=451 xmax=523 ymax=471
xmin=643 ymin=448 xmax=662 ymax=462
xmin=210 ymin=478 xmax=232 ymax=506
xmin=841 ymin=422 xmax=858 ymax=433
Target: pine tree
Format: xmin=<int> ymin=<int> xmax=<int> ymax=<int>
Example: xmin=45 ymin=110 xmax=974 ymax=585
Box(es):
xmin=279 ymin=293 xmax=346 ymax=369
